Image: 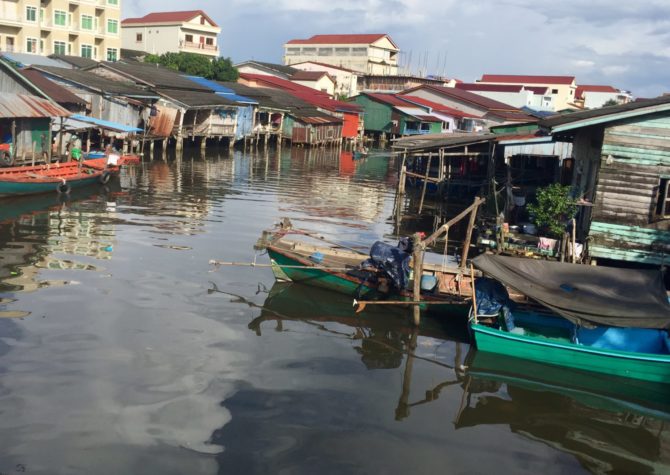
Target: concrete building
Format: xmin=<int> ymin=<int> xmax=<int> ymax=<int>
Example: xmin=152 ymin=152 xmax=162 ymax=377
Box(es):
xmin=290 ymin=70 xmax=335 ymax=96
xmin=477 ymin=74 xmax=578 ymax=111
xmin=290 ymin=61 xmax=358 ymax=98
xmin=455 ymin=83 xmax=554 ymax=111
xmin=283 ymin=34 xmax=399 ymax=75
xmin=574 ymin=85 xmax=633 ymax=109
xmin=0 ymin=0 xmax=121 ymax=61
xmin=121 ymin=10 xmax=219 ymax=58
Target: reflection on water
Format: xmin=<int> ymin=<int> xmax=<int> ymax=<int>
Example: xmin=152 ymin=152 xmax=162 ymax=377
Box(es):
xmin=0 ymin=146 xmax=666 ymax=474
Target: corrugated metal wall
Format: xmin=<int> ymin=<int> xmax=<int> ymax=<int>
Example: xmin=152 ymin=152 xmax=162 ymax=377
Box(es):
xmin=235 ymin=105 xmax=254 ymax=140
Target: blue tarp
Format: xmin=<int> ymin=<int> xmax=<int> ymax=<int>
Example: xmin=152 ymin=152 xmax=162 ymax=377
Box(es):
xmin=185 ymin=76 xmax=257 ymax=105
xmin=68 ymin=114 xmax=142 ymax=133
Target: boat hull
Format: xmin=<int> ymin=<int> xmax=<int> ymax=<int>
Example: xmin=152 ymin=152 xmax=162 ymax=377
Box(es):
xmin=0 ymin=174 xmax=103 ymax=197
xmin=471 ymin=323 xmax=670 ymax=383
xmin=267 ymin=246 xmax=470 ymax=319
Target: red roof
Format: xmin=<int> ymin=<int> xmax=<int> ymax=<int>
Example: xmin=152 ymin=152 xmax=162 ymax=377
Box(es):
xmin=575 ymin=85 xmax=619 ymax=99
xmin=456 ymin=83 xmax=524 ymax=93
xmin=122 ymin=10 xmax=218 ymax=27
xmin=290 ymin=70 xmax=333 ymax=82
xmin=239 ymin=73 xmax=360 ymax=113
xmin=399 ymin=96 xmax=476 ymax=119
xmin=286 ymin=34 xmax=396 ymax=48
xmin=400 ymin=85 xmax=535 ymax=122
xmin=479 ymin=74 xmax=575 ymax=85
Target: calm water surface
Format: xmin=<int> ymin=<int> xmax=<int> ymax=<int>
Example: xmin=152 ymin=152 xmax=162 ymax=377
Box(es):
xmin=0 ymin=147 xmax=667 ymax=475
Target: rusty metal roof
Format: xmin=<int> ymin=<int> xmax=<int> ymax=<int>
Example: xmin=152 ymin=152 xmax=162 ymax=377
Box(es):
xmin=0 ymin=93 xmax=70 ymax=118
xmin=17 ymin=69 xmax=86 ymax=106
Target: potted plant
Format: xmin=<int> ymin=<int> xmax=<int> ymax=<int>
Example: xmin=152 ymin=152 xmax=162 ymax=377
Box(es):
xmin=527 ymin=184 xmax=578 ymax=254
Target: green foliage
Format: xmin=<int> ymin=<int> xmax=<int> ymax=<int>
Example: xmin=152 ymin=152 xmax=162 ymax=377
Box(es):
xmin=142 ymin=53 xmax=239 ymax=81
xmin=527 ymin=184 xmax=578 ymax=238
xmin=601 ymin=98 xmax=619 ymax=107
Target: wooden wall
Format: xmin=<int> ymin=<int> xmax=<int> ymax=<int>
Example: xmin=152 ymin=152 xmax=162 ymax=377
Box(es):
xmin=588 ymin=114 xmax=670 ymax=264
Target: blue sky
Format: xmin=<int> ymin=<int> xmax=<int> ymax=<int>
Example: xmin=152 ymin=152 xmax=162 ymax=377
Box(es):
xmin=125 ymin=0 xmax=670 ymax=98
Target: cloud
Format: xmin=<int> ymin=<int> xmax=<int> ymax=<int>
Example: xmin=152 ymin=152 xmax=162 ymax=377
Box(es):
xmin=125 ymin=0 xmax=670 ymax=96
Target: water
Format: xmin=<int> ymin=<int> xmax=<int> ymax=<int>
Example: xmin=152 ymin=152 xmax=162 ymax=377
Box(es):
xmin=0 ymin=147 xmax=667 ymax=475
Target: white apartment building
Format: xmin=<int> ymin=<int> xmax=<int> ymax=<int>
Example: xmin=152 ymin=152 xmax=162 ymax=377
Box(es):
xmin=284 ymin=34 xmax=399 ymax=76
xmin=121 ymin=10 xmax=220 ymax=58
xmin=290 ymin=61 xmax=358 ymax=98
xmin=0 ymin=0 xmax=121 ymax=60
xmin=455 ymin=83 xmax=555 ymax=111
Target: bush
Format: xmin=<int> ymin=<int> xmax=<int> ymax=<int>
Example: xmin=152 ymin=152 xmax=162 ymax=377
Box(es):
xmin=527 ymin=184 xmax=577 ymax=238
xmin=143 ymin=53 xmax=239 ymax=81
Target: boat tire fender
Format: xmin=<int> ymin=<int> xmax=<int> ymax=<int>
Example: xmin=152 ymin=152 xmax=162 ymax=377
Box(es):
xmin=57 ymin=181 xmax=71 ymax=195
xmin=1 ymin=152 xmax=13 ymax=167
xmin=99 ymin=170 xmax=111 ymax=184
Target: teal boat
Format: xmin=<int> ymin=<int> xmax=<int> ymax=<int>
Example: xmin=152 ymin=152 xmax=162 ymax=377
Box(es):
xmin=470 ymin=254 xmax=670 ymax=383
xmin=262 ymin=224 xmax=477 ymax=319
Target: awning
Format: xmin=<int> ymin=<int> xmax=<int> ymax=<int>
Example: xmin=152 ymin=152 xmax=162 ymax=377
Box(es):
xmin=473 ymin=254 xmax=670 ymax=329
xmin=62 ymin=114 xmax=142 ymax=133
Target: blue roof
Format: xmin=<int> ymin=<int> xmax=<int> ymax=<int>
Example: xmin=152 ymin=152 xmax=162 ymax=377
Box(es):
xmin=69 ymin=114 xmax=142 ymax=133
xmin=185 ymin=76 xmax=258 ymax=105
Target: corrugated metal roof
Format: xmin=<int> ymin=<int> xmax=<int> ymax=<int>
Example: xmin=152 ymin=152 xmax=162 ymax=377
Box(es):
xmin=1 ymin=52 xmax=71 ymax=69
xmin=395 ymin=107 xmax=442 ymax=122
xmin=155 ymin=88 xmax=236 ymax=108
xmin=539 ymin=95 xmax=670 ymax=130
xmin=364 ymin=92 xmax=411 ymax=106
xmin=17 ymin=69 xmax=86 ymax=106
xmin=122 ymin=10 xmax=218 ymax=27
xmin=33 ymin=66 xmax=157 ymax=97
xmin=235 ymin=61 xmax=298 ymax=78
xmin=48 ymin=55 xmax=99 ymax=70
xmin=185 ymin=76 xmax=257 ymax=104
xmin=480 ymin=74 xmax=575 ymax=85
xmin=456 ymin=83 xmax=524 ymax=93
xmin=290 ymin=70 xmax=332 ymax=81
xmin=101 ymin=61 xmax=213 ymax=91
xmin=218 ymin=82 xmax=289 ymax=111
xmin=0 ymin=93 xmax=70 ymax=118
xmin=399 ymin=96 xmax=476 ymax=119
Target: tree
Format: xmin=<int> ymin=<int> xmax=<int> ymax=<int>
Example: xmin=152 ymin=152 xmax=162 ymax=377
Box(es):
xmin=210 ymin=57 xmax=239 ymax=82
xmin=527 ymin=184 xmax=578 ymax=238
xmin=142 ymin=52 xmax=239 ymax=81
xmin=601 ymin=98 xmax=619 ymax=107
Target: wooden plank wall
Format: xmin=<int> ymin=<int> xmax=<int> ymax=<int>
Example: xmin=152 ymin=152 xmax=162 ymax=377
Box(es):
xmin=589 ymin=115 xmax=670 ymax=262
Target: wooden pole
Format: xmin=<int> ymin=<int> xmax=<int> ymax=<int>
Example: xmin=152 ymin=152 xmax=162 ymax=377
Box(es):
xmin=460 ymin=199 xmax=482 ymax=269
xmin=571 ymin=218 xmax=577 ymax=263
xmin=411 ymin=233 xmax=424 ymax=326
xmin=423 ymin=197 xmax=486 ymax=247
xmin=418 ymin=153 xmax=432 ymax=214
xmin=395 ymin=329 xmax=418 ymax=421
xmin=58 ymin=117 xmax=64 ymax=161
xmin=47 ymin=118 xmax=53 ymax=164
xmin=31 ymin=141 xmax=35 ymax=166
xmin=10 ymin=120 xmax=16 ymax=163
xmin=470 ymin=263 xmax=478 ymax=324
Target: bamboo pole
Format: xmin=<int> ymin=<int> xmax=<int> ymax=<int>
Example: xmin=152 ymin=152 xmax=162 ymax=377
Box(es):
xmin=571 ymin=218 xmax=577 ymax=264
xmin=208 ymin=259 xmax=353 ymax=272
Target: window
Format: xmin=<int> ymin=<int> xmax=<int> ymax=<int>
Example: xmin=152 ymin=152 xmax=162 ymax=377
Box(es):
xmin=351 ymin=47 xmax=367 ymax=56
xmin=551 ymin=88 xmax=559 ymax=94
xmin=106 ymin=48 xmax=117 ymax=61
xmin=81 ymin=14 xmax=93 ymax=30
xmin=67 ymin=42 xmax=72 ymax=54
xmin=136 ymin=33 xmax=142 ymax=42
xmin=205 ymin=37 xmax=214 ymax=45
xmin=54 ymin=41 xmax=66 ymax=55
xmin=26 ymin=37 xmax=38 ymax=53
xmin=107 ymin=19 xmax=118 ymax=34
xmin=285 ymin=47 xmax=300 ymax=56
xmin=39 ymin=39 xmax=44 ymax=53
xmin=318 ymin=47 xmax=333 ymax=56
xmin=107 ymin=0 xmax=118 ymax=5
xmin=26 ymin=6 xmax=37 ymax=22
xmin=656 ymin=178 xmax=670 ymax=218
xmin=81 ymin=44 xmax=92 ymax=58
xmin=185 ymin=34 xmax=193 ymax=43
xmin=302 ymin=47 xmax=316 ymax=56
xmin=54 ymin=10 xmax=66 ymax=26
xmin=200 ymin=16 xmax=205 ymax=24
xmin=335 ymin=47 xmax=349 ymax=55
xmin=40 ymin=8 xmax=44 ymax=23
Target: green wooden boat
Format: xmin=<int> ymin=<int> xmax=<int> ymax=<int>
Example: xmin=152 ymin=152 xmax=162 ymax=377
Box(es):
xmin=470 ymin=255 xmax=670 ymax=384
xmin=263 ymin=228 xmax=475 ymax=319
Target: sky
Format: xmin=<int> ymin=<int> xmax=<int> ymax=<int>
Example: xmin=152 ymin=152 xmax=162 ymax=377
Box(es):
xmin=125 ymin=0 xmax=670 ymax=98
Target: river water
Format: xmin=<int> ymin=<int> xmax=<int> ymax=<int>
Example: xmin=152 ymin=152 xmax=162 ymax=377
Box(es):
xmin=0 ymin=147 xmax=667 ymax=475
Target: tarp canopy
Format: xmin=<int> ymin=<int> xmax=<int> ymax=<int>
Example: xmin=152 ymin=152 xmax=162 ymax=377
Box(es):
xmin=472 ymin=254 xmax=670 ymax=329
xmin=63 ymin=114 xmax=142 ymax=133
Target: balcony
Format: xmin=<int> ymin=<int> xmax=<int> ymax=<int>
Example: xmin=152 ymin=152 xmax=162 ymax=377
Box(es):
xmin=179 ymin=40 xmax=218 ymax=55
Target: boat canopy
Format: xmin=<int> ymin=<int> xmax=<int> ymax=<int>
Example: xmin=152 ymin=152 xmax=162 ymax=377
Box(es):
xmin=472 ymin=254 xmax=670 ymax=329
xmin=62 ymin=114 xmax=142 ymax=133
